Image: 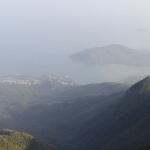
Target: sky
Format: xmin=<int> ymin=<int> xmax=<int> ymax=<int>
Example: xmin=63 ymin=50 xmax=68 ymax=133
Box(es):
xmin=0 ymin=0 xmax=150 ymax=55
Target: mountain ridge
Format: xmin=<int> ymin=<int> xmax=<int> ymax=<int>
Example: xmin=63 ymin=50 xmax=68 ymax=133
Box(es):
xmin=126 ymin=76 xmax=150 ymax=95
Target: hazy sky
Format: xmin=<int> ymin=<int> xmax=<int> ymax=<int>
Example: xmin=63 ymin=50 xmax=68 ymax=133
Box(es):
xmin=0 ymin=0 xmax=150 ymax=55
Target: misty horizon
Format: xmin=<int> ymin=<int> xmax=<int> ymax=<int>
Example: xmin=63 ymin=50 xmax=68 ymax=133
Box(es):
xmin=0 ymin=1 xmax=150 ymax=84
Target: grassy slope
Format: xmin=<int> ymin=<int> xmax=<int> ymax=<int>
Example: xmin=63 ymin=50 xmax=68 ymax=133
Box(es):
xmin=0 ymin=129 xmax=51 ymax=150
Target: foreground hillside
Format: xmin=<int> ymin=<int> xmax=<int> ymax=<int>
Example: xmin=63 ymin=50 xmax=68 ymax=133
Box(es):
xmin=0 ymin=129 xmax=51 ymax=150
xmin=80 ymin=76 xmax=150 ymax=150
xmin=69 ymin=44 xmax=150 ymax=66
xmin=0 ymin=92 xmax=124 ymax=150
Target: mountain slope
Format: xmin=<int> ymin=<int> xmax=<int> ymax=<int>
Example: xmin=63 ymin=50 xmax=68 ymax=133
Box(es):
xmin=0 ymin=92 xmax=125 ymax=150
xmin=1 ymin=76 xmax=150 ymax=149
xmin=100 ymin=76 xmax=150 ymax=150
xmin=59 ymin=76 xmax=150 ymax=150
xmin=69 ymin=44 xmax=150 ymax=66
xmin=0 ymin=74 xmax=130 ymax=120
xmin=56 ymin=82 xmax=130 ymax=101
xmin=0 ymin=74 xmax=77 ymax=119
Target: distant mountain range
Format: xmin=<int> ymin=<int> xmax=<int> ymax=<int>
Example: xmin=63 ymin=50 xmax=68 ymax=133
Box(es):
xmin=69 ymin=44 xmax=150 ymax=66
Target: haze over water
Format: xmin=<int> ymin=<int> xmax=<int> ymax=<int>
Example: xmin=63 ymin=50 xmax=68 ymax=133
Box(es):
xmin=1 ymin=1 xmax=150 ymax=84
xmin=0 ymin=51 xmax=149 ymax=84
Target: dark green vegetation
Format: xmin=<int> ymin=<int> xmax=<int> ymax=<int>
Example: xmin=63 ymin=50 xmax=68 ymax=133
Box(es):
xmin=0 ymin=129 xmax=51 ymax=150
xmin=69 ymin=44 xmax=150 ymax=66
xmin=1 ymin=75 xmax=150 ymax=149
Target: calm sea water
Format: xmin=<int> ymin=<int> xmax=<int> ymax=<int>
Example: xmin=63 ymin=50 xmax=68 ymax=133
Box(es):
xmin=0 ymin=52 xmax=150 ymax=84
